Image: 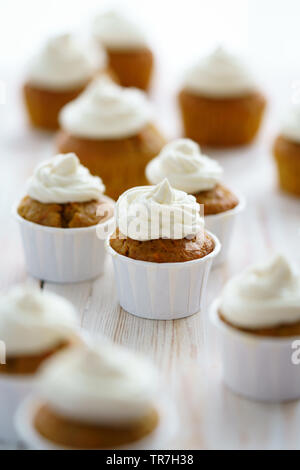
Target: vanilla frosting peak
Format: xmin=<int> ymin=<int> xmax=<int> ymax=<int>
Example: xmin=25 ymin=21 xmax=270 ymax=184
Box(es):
xmin=92 ymin=10 xmax=148 ymax=50
xmin=27 ymin=153 xmax=105 ymax=204
xmin=37 ymin=342 xmax=159 ymax=425
xmin=146 ymin=139 xmax=223 ymax=193
xmin=183 ymin=46 xmax=257 ymax=98
xmin=27 ymin=34 xmax=96 ymax=91
xmin=59 ymin=77 xmax=152 ymax=139
xmin=0 ymin=285 xmax=78 ymax=356
xmin=116 ymin=180 xmax=203 ymax=241
xmin=149 ymin=178 xmax=175 ymax=205
xmin=280 ymin=104 xmax=300 ymax=144
xmin=220 ymin=255 xmax=300 ymax=329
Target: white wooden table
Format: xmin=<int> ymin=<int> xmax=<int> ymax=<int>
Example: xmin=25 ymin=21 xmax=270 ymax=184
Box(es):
xmin=1 ymin=69 xmax=300 ymax=450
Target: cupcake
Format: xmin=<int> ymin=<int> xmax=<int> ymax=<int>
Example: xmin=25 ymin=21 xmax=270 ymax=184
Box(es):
xmin=178 ymin=47 xmax=266 ymax=147
xmin=210 ymin=255 xmax=300 ymax=402
xmin=273 ymin=105 xmax=300 ymax=196
xmin=23 ymin=34 xmax=103 ymax=131
xmin=16 ymin=153 xmax=114 ymax=283
xmin=146 ymin=139 xmax=245 ymax=265
xmin=92 ymin=10 xmax=153 ymax=91
xmin=16 ymin=342 xmax=171 ymax=449
xmin=0 ymin=285 xmax=78 ymax=441
xmin=56 ymin=77 xmax=165 ymax=200
xmin=107 ymin=179 xmax=220 ymax=319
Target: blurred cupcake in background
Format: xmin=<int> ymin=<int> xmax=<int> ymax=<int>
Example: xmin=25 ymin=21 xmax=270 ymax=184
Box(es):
xmin=0 ymin=285 xmax=79 ymax=441
xmin=210 ymin=254 xmax=300 ymax=402
xmin=92 ymin=10 xmax=154 ymax=91
xmin=178 ymin=46 xmax=266 ymax=147
xmin=16 ymin=342 xmax=173 ymax=449
xmin=146 ymin=139 xmax=245 ymax=265
xmin=23 ymin=33 xmax=105 ymax=130
xmin=56 ymin=77 xmax=165 ymax=200
xmin=273 ymin=105 xmax=300 ymax=196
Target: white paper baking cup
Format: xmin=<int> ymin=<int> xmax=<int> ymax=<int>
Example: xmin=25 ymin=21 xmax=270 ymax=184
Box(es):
xmin=205 ymin=191 xmax=245 ymax=267
xmin=210 ymin=299 xmax=300 ymax=402
xmin=15 ymin=395 xmax=178 ymax=450
xmin=14 ymin=204 xmax=114 ymax=283
xmin=0 ymin=374 xmax=34 ymax=443
xmin=107 ymin=231 xmax=220 ymax=320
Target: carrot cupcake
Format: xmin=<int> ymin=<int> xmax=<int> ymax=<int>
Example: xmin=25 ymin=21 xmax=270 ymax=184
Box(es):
xmin=16 ymin=342 xmax=165 ymax=449
xmin=178 ymin=47 xmax=266 ymax=147
xmin=0 ymin=285 xmax=78 ymax=441
xmin=273 ymin=105 xmax=300 ymax=196
xmin=92 ymin=10 xmax=153 ymax=91
xmin=57 ymin=77 xmax=165 ymax=200
xmin=146 ymin=139 xmax=245 ymax=265
xmin=23 ymin=34 xmax=102 ymax=131
xmin=107 ymin=179 xmax=220 ymax=319
xmin=210 ymin=255 xmax=300 ymax=402
xmin=16 ymin=153 xmax=114 ymax=282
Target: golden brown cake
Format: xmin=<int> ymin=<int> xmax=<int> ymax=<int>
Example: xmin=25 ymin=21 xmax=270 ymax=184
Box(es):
xmin=179 ymin=90 xmax=266 ymax=147
xmin=110 ymin=229 xmax=214 ymax=263
xmin=0 ymin=341 xmax=70 ymax=376
xmin=18 ymin=196 xmax=113 ymax=228
xmin=106 ymin=48 xmax=153 ymax=91
xmin=194 ymin=183 xmax=239 ymax=215
xmin=273 ymin=135 xmax=300 ymax=196
xmin=56 ymin=126 xmax=165 ymax=201
xmin=34 ymin=404 xmax=159 ymax=449
xmin=23 ymin=83 xmax=87 ymax=131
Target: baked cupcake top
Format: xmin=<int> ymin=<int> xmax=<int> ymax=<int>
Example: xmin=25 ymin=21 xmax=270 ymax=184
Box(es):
xmin=37 ymin=342 xmax=159 ymax=425
xmin=146 ymin=139 xmax=223 ymax=194
xmin=26 ymin=34 xmax=98 ymax=91
xmin=0 ymin=285 xmax=78 ymax=356
xmin=280 ymin=104 xmax=300 ymax=144
xmin=59 ymin=77 xmax=152 ymax=139
xmin=183 ymin=46 xmax=257 ymax=98
xmin=26 ymin=153 xmax=105 ymax=204
xmin=92 ymin=10 xmax=148 ymax=50
xmin=116 ymin=178 xmax=203 ymax=241
xmin=220 ymin=255 xmax=300 ymax=329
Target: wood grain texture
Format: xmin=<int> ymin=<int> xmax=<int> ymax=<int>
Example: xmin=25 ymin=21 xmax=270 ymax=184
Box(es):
xmin=1 ymin=71 xmax=300 ymax=449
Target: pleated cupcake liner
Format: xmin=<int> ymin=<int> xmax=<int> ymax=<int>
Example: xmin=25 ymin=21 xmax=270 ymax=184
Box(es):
xmin=107 ymin=232 xmax=221 ymax=320
xmin=210 ymin=300 xmax=300 ymax=402
xmin=15 ymin=207 xmax=114 ymax=283
xmin=205 ymin=191 xmax=246 ymax=267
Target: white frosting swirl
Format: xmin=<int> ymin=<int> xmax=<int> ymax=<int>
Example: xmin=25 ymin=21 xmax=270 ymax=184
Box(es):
xmin=281 ymin=105 xmax=300 ymax=144
xmin=220 ymin=255 xmax=300 ymax=329
xmin=92 ymin=10 xmax=148 ymax=50
xmin=37 ymin=342 xmax=159 ymax=425
xmin=0 ymin=285 xmax=78 ymax=356
xmin=116 ymin=179 xmax=203 ymax=241
xmin=183 ymin=46 xmax=257 ymax=98
xmin=146 ymin=139 xmax=223 ymax=193
xmin=59 ymin=77 xmax=152 ymax=139
xmin=27 ymin=153 xmax=105 ymax=204
xmin=26 ymin=34 xmax=97 ymax=91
